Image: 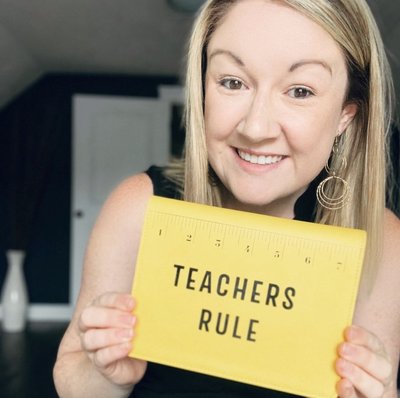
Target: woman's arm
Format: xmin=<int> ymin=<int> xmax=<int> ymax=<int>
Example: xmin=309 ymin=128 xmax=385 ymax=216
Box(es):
xmin=336 ymin=209 xmax=400 ymax=398
xmin=53 ymin=173 xmax=153 ymax=398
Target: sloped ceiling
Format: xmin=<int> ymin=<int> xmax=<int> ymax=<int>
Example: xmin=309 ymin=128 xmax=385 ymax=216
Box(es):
xmin=0 ymin=0 xmax=195 ymax=108
xmin=0 ymin=0 xmax=398 ymax=111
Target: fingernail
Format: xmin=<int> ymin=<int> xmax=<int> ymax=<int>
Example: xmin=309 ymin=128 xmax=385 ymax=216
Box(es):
xmin=341 ymin=343 xmax=353 ymax=356
xmin=119 ymin=328 xmax=133 ymax=341
xmin=126 ymin=296 xmax=135 ymax=308
xmin=122 ymin=314 xmax=136 ymax=326
xmin=122 ymin=341 xmax=133 ymax=353
xmin=337 ymin=358 xmax=349 ymax=373
xmin=343 ymin=387 xmax=352 ymax=398
xmin=346 ymin=325 xmax=360 ymax=340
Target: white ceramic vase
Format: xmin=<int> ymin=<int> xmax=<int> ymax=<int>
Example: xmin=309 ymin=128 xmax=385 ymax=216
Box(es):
xmin=1 ymin=250 xmax=28 ymax=332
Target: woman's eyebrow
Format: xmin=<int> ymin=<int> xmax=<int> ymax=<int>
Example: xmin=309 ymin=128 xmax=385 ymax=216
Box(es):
xmin=289 ymin=59 xmax=333 ymax=75
xmin=208 ymin=50 xmax=333 ymax=77
xmin=208 ymin=49 xmax=245 ymax=66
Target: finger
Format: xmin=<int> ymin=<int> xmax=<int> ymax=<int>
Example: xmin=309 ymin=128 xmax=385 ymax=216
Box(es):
xmin=92 ymin=341 xmax=133 ymax=369
xmin=81 ymin=327 xmax=134 ymax=352
xmin=93 ymin=292 xmax=135 ymax=311
xmin=336 ymin=358 xmax=385 ymax=398
xmin=79 ymin=306 xmax=136 ymax=332
xmin=338 ymin=342 xmax=392 ymax=382
xmin=336 ymin=378 xmax=357 ymax=398
xmin=345 ymin=326 xmax=384 ymax=355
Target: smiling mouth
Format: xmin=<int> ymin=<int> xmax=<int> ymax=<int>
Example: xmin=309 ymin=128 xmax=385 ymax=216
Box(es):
xmin=237 ymin=149 xmax=284 ymax=165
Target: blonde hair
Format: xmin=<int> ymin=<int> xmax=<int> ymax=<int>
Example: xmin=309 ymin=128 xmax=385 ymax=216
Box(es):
xmin=166 ymin=0 xmax=395 ymax=285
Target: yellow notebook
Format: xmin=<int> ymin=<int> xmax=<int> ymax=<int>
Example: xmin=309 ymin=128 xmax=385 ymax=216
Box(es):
xmin=130 ymin=196 xmax=366 ymax=398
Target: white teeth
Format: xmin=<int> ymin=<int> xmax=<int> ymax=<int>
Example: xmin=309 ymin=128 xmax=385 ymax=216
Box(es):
xmin=238 ymin=150 xmax=283 ymax=165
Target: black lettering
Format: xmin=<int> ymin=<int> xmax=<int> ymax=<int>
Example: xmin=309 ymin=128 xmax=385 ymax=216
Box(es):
xmin=232 ymin=315 xmax=242 ymax=339
xmin=247 ymin=319 xmax=259 ymax=342
xmin=233 ymin=277 xmax=248 ymax=300
xmin=173 ymin=264 xmax=185 ymax=287
xmin=216 ymin=274 xmax=230 ymax=296
xmin=216 ymin=312 xmax=229 ymax=335
xmin=186 ymin=267 xmax=198 ymax=290
xmin=250 ymin=280 xmax=263 ymax=303
xmin=282 ymin=287 xmax=296 ymax=310
xmin=265 ymin=283 xmax=280 ymax=306
xmin=199 ymin=271 xmax=212 ymax=293
xmin=198 ymin=309 xmax=212 ymax=331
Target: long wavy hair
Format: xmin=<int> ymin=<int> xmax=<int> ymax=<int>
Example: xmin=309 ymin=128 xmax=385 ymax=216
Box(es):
xmin=165 ymin=0 xmax=395 ymax=285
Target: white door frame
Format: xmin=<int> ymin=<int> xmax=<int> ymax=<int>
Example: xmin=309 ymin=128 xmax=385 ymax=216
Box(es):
xmin=1 ymin=90 xmax=176 ymax=321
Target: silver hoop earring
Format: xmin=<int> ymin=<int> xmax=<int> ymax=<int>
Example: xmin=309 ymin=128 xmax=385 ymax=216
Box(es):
xmin=316 ymin=136 xmax=350 ymax=210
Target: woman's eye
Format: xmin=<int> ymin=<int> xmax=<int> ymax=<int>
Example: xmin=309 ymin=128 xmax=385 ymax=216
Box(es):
xmin=288 ymin=87 xmax=314 ymax=99
xmin=220 ymin=78 xmax=244 ymax=90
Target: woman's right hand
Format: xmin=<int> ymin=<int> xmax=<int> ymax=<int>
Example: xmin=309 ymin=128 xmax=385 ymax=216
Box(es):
xmin=78 ymin=292 xmax=147 ymax=388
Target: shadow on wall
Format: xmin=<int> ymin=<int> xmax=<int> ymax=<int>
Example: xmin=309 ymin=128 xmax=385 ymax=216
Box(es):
xmin=0 ymin=72 xmax=179 ymax=305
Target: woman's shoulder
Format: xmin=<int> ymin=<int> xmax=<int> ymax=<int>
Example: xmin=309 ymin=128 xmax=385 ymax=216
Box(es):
xmin=377 ymin=209 xmax=400 ymax=302
xmin=357 ymin=209 xmax=400 ymax=324
xmin=353 ymin=209 xmax=400 ymax=370
xmin=383 ymin=208 xmax=400 ymax=236
xmin=78 ymin=172 xmax=154 ymax=294
xmin=97 ymin=172 xmax=154 ymax=224
xmin=106 ymin=166 xmax=179 ymax=206
xmin=109 ymin=172 xmax=153 ymax=203
xmin=374 ymin=209 xmax=400 ymax=295
xmin=382 ymin=208 xmax=400 ymax=271
xmin=87 ymin=171 xmax=155 ymax=258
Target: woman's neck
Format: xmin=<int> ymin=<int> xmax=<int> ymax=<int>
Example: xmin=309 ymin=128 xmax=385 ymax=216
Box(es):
xmin=219 ymin=186 xmax=307 ymax=220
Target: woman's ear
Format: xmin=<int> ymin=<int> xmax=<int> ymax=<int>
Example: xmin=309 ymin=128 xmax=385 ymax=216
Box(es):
xmin=338 ymin=103 xmax=358 ymax=135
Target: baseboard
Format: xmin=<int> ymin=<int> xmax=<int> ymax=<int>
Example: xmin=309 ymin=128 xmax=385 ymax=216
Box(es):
xmin=0 ymin=304 xmax=73 ymax=321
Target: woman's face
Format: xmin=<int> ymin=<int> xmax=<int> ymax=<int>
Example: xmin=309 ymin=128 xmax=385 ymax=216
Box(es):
xmin=204 ymin=0 xmax=356 ymax=217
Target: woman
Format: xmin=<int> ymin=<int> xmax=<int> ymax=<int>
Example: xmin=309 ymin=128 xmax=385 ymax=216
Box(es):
xmin=53 ymin=0 xmax=400 ymax=397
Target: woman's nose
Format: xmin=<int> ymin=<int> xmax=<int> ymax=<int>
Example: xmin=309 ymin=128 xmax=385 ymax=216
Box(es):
xmin=237 ymin=93 xmax=281 ymax=142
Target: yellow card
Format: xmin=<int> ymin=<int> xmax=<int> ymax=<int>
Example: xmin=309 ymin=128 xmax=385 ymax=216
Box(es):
xmin=130 ymin=196 xmax=366 ymax=398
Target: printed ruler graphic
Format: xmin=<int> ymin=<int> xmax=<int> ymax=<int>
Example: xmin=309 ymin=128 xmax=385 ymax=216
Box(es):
xmin=131 ymin=196 xmax=366 ymax=398
xmin=150 ymin=209 xmax=356 ymax=270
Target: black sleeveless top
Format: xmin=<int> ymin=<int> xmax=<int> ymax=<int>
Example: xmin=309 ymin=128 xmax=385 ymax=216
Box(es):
xmin=130 ymin=166 xmax=319 ymax=398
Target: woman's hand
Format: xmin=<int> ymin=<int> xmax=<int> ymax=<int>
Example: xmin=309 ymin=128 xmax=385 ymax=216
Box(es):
xmin=78 ymin=292 xmax=147 ymax=389
xmin=335 ymin=325 xmax=394 ymax=398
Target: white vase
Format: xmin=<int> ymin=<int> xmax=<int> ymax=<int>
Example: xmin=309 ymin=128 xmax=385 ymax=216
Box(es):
xmin=1 ymin=250 xmax=28 ymax=332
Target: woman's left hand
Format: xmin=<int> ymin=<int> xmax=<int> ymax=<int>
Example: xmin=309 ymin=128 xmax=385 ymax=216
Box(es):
xmin=335 ymin=325 xmax=394 ymax=398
